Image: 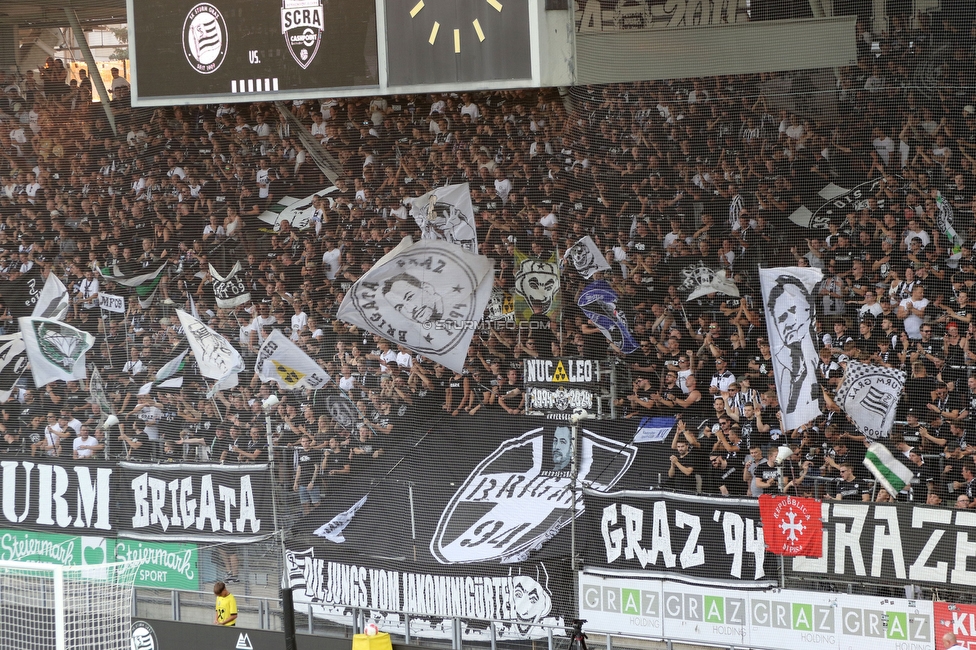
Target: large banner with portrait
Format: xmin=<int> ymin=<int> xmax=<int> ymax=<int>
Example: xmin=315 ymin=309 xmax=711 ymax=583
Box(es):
xmin=284 ymin=413 xmax=640 ymax=638
xmin=758 ymin=267 xmax=823 ymax=430
xmin=336 ymin=237 xmax=494 ymax=374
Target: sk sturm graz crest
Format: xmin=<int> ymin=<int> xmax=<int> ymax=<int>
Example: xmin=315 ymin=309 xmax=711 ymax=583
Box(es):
xmin=183 ymin=3 xmax=227 ymax=74
xmin=282 ymin=0 xmax=324 ymax=69
xmin=431 ymin=426 xmax=636 ymax=564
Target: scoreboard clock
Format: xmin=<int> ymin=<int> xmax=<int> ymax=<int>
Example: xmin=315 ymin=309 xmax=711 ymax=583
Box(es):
xmin=128 ymin=0 xmax=535 ymax=105
xmin=385 ymin=0 xmax=533 ymax=87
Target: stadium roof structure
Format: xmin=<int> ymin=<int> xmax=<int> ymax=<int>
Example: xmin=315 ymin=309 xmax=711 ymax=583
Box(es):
xmin=0 ymin=0 xmax=125 ymax=29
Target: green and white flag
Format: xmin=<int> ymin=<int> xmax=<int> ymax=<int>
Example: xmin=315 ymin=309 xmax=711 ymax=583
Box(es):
xmin=863 ymin=442 xmax=914 ymax=497
xmin=18 ymin=317 xmax=95 ymax=387
xmin=935 ymin=191 xmax=963 ymax=248
xmin=139 ymin=349 xmax=189 ymax=395
xmin=99 ymin=262 xmax=168 ymax=288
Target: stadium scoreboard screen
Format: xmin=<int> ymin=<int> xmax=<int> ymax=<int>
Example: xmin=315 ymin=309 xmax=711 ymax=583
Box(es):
xmin=127 ymin=0 xmax=538 ymax=106
xmin=128 ymin=0 xmax=378 ymax=102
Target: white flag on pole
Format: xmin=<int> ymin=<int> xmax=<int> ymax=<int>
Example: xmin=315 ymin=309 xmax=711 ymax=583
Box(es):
xmin=409 ymin=183 xmax=478 ymax=253
xmin=32 ymin=272 xmax=69 ymax=321
xmin=18 ymin=317 xmax=95 ymax=388
xmin=256 ymin=329 xmax=330 ymax=391
xmin=835 ymin=361 xmax=905 ymax=441
xmin=759 ymin=267 xmax=824 ymax=430
xmin=176 ymin=310 xmax=244 ymax=392
xmin=564 ymin=236 xmax=611 ymax=279
xmin=336 ymin=237 xmax=494 ymax=374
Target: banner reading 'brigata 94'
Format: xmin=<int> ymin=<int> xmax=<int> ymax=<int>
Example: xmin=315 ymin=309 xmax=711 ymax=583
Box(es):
xmin=285 ymin=413 xmax=639 ymax=640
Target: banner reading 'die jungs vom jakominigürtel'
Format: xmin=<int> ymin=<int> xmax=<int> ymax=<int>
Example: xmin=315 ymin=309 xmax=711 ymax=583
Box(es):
xmin=522 ymin=357 xmax=600 ymax=420
xmin=285 ymin=413 xmax=639 ymax=641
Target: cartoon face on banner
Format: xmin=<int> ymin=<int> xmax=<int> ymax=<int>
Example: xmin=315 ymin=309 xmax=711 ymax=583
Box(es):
xmin=569 ymin=242 xmax=598 ymax=276
xmin=486 ymin=289 xmax=515 ymax=322
xmin=566 ymin=237 xmax=610 ymax=279
xmin=430 ymin=425 xmax=636 ymax=564
xmin=513 ymin=254 xmax=560 ymax=318
xmin=347 ymin=245 xmax=486 ymax=356
xmin=577 ymin=281 xmax=639 ymax=354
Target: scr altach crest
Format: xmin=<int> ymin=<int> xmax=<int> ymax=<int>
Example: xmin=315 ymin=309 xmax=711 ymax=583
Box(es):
xmin=281 ymin=0 xmax=324 ymax=69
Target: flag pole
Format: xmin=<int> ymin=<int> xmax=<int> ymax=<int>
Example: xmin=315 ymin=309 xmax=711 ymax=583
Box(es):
xmin=202 ymin=378 xmax=225 ymax=422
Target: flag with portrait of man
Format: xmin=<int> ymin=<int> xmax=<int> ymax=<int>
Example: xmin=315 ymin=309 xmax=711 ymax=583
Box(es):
xmin=336 ymin=237 xmax=494 ymax=374
xmin=758 ymin=267 xmax=823 ymax=430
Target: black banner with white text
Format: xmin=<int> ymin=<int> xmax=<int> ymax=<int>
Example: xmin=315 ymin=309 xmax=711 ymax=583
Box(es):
xmin=583 ymin=489 xmax=777 ymax=588
xmin=116 ymin=462 xmax=273 ymax=543
xmin=583 ymin=490 xmax=976 ymax=590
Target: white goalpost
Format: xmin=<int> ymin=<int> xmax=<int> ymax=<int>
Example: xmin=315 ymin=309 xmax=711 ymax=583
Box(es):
xmin=0 ymin=559 xmax=139 ymax=650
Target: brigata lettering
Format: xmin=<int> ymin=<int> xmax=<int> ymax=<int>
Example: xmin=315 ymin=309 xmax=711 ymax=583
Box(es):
xmin=130 ymin=473 xmax=260 ymax=534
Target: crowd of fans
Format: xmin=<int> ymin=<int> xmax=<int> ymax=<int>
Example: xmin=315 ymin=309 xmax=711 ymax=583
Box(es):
xmin=0 ymin=11 xmax=974 ymax=510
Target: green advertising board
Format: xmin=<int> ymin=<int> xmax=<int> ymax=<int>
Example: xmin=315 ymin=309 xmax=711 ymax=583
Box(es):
xmin=112 ymin=539 xmax=199 ymax=591
xmin=0 ymin=529 xmax=198 ymax=591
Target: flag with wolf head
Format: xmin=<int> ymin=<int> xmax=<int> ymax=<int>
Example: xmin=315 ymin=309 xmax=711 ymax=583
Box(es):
xmin=835 ymin=360 xmax=905 ymax=441
xmin=256 ymin=329 xmax=330 ymax=391
xmin=563 ymin=236 xmax=610 ymax=279
xmin=513 ymin=250 xmax=560 ymax=322
xmin=19 ymin=317 xmax=95 ymax=387
xmin=409 ymin=183 xmax=478 ymax=253
xmin=336 ymin=237 xmax=494 ymax=374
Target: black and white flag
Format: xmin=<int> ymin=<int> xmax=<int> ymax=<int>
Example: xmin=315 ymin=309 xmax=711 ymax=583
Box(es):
xmin=1 ymin=265 xmax=43 ymax=320
xmin=336 ymin=237 xmax=494 ymax=374
xmin=409 ymin=183 xmax=478 ymax=253
xmin=788 ymin=177 xmax=887 ymax=230
xmin=32 ymin=272 xmax=69 ymax=321
xmin=209 ymin=262 xmax=251 ymax=309
xmin=0 ymin=333 xmax=27 ymax=401
xmin=759 ymin=267 xmax=823 ymax=430
xmin=835 ymin=361 xmax=905 ymax=441
xmin=564 ymin=236 xmax=611 ymax=279
xmin=686 ymin=269 xmax=739 ymax=301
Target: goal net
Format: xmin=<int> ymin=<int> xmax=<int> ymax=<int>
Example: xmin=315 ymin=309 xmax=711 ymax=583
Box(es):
xmin=0 ymin=560 xmax=139 ymax=650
